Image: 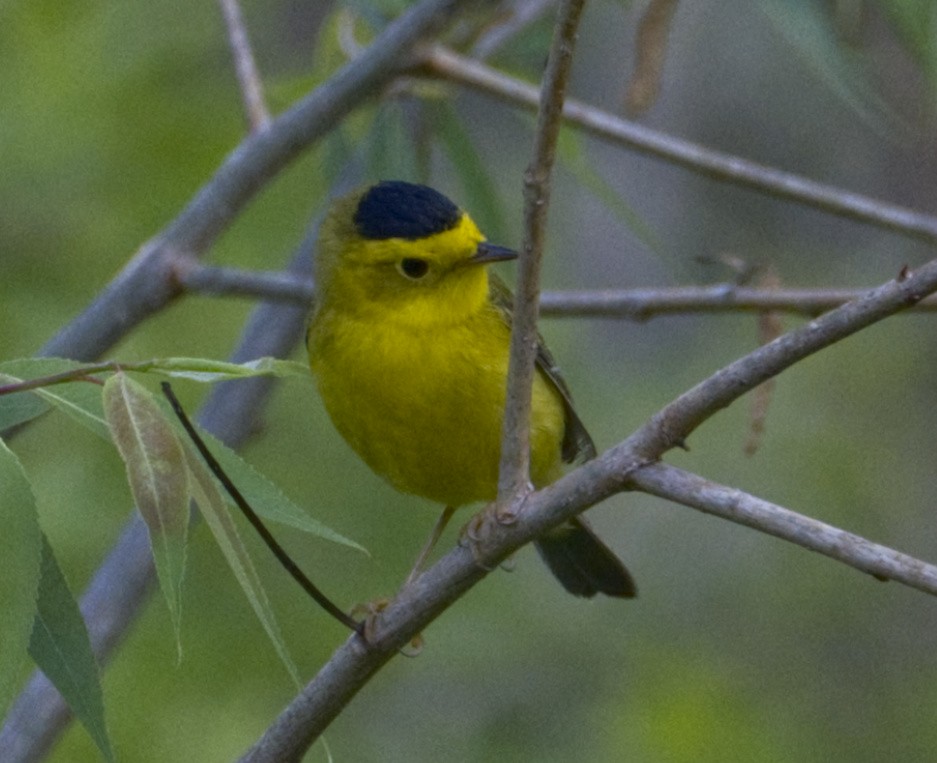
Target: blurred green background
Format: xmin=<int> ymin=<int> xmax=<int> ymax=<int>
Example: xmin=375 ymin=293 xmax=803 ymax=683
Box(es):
xmin=4 ymin=0 xmax=937 ymax=761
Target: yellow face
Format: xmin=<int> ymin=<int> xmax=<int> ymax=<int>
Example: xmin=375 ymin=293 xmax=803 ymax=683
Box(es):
xmin=314 ymin=184 xmax=512 ymax=328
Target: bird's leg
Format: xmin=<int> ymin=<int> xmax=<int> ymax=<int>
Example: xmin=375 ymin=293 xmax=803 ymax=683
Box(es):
xmin=404 ymin=505 xmax=457 ymax=587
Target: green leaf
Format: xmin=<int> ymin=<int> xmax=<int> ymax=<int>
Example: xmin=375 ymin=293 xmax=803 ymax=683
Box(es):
xmin=200 ymin=429 xmax=366 ymax=554
xmin=0 ymin=373 xmax=50 ymax=430
xmin=0 ymin=358 xmax=111 ymax=441
xmin=183 ymin=443 xmax=301 ymax=686
xmin=0 ymin=438 xmax=43 ymax=720
xmin=144 ymin=356 xmax=311 ymax=383
xmin=103 ymin=373 xmax=189 ymax=654
xmin=29 ymin=535 xmax=114 ymax=763
xmin=34 ymin=383 xmax=110 ymax=441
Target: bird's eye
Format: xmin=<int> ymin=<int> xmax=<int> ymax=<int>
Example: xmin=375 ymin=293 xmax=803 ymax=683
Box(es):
xmin=398 ymin=258 xmax=429 ymax=280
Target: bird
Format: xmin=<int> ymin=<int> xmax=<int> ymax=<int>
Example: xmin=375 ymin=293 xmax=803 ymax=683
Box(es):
xmin=307 ymin=180 xmax=635 ymax=599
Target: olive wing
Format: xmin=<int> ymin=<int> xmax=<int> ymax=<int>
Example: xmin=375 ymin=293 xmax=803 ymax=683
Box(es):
xmin=488 ymin=274 xmax=597 ymax=464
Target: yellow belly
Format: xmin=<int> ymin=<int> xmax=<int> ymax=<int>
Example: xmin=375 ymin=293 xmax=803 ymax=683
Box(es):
xmin=309 ymin=304 xmax=565 ymax=507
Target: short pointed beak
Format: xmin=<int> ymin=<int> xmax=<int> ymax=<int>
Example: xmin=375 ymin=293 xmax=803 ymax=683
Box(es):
xmin=469 ymin=242 xmax=518 ymax=264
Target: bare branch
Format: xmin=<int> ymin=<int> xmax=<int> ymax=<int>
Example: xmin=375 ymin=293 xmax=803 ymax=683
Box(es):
xmin=633 ymin=463 xmax=937 ymax=594
xmin=619 ymin=264 xmax=937 ymax=460
xmin=172 ymin=262 xmax=937 ymax=317
xmin=499 ymin=0 xmax=587 ymax=503
xmin=217 ymin=0 xmax=271 ymax=132
xmin=173 ymin=259 xmax=315 ymax=304
xmin=421 ymin=46 xmax=937 ymax=243
xmin=540 ymin=285 xmax=937 ymax=317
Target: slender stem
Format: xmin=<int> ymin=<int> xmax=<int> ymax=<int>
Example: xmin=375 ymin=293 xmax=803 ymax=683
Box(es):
xmin=471 ymin=0 xmax=555 ymax=59
xmin=161 ymin=382 xmax=361 ymax=633
xmin=498 ymin=0 xmax=587 ymax=504
xmin=217 ymin=0 xmax=271 ymax=132
xmin=171 ymin=261 xmax=937 ymax=317
xmin=421 ymin=46 xmax=937 ymax=243
xmin=633 ymin=463 xmax=937 ymax=593
xmin=0 ymin=363 xmax=118 ymax=396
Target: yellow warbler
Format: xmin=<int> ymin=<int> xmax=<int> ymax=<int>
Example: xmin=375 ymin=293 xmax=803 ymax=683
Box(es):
xmin=308 ymin=181 xmax=635 ymax=598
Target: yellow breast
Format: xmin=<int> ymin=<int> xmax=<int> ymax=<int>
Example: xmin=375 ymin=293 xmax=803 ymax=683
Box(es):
xmin=308 ymin=300 xmax=565 ymax=507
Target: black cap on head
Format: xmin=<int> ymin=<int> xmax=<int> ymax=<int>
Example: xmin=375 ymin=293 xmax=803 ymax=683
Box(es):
xmin=354 ymin=181 xmax=461 ymax=241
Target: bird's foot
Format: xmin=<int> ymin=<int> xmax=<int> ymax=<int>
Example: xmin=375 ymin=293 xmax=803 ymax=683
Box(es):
xmin=459 ymin=500 xmax=521 ymax=571
xmin=350 ymin=598 xmax=425 ymax=656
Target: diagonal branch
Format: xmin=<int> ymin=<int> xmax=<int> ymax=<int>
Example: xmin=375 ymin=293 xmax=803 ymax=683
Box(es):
xmin=420 ymin=46 xmax=937 ymax=243
xmin=633 ymin=462 xmax=937 ymax=594
xmin=618 ymin=264 xmax=937 ymax=460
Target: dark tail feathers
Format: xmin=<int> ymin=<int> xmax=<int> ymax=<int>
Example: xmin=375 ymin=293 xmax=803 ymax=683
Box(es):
xmin=534 ymin=516 xmax=636 ymax=599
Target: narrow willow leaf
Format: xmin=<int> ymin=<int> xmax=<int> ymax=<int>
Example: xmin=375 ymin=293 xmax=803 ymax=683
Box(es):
xmin=34 ymin=384 xmax=110 ymax=441
xmin=0 ymin=438 xmax=43 ymax=719
xmin=0 ymin=357 xmax=87 ymax=431
xmin=200 ymin=429 xmax=366 ymax=554
xmin=0 ymin=358 xmax=110 ymax=441
xmin=103 ymin=373 xmax=188 ymax=652
xmin=182 ymin=444 xmax=301 ymax=686
xmin=29 ymin=535 xmax=114 ymax=763
xmin=147 ymin=356 xmax=310 ymax=383
xmin=0 ymin=373 xmax=50 ymax=430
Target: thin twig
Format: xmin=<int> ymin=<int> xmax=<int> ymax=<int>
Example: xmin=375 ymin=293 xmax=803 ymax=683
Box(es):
xmin=173 ymin=260 xmax=315 ymax=303
xmin=218 ymin=0 xmax=272 ymax=132
xmin=420 ymin=46 xmax=937 ymax=243
xmin=160 ymin=381 xmax=361 ymax=633
xmin=498 ymin=0 xmax=587 ymax=504
xmin=538 ymin=285 xmax=937 ymax=318
xmin=633 ymin=463 xmax=937 ymax=593
xmin=172 ymin=261 xmax=937 ymax=317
